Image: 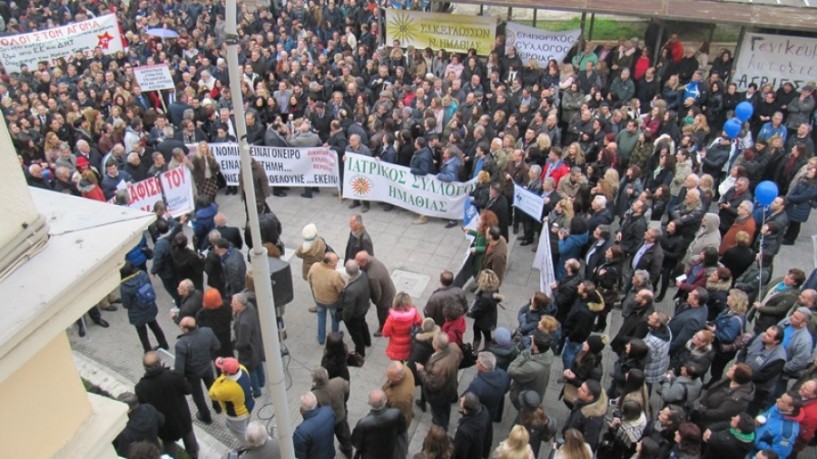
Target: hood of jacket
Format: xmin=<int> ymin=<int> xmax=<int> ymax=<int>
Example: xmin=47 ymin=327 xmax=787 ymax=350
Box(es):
xmin=581 ymin=390 xmax=609 ymax=418
xmin=477 ymin=369 xmax=509 ymax=391
xmin=698 ymin=212 xmax=720 ymax=235
xmin=705 ymin=277 xmax=731 ymax=292
xmin=389 ymin=307 xmax=418 ymax=323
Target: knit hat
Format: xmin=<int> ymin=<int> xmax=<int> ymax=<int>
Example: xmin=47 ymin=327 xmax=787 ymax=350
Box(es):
xmin=421 ymin=317 xmax=436 ymax=333
xmin=215 ymin=357 xmax=239 ymax=375
xmin=302 ymin=224 xmax=317 ymax=241
xmin=518 ymin=390 xmax=541 ymax=411
xmin=587 ymin=335 xmax=607 ymax=354
xmin=492 ymin=327 xmax=513 ymax=349
xmin=202 ymin=288 xmax=223 ymax=309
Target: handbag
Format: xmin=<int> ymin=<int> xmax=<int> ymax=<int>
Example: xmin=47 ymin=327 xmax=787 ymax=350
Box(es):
xmin=563 ymin=382 xmax=580 ymax=405
xmin=347 ymin=351 xmax=365 ymax=367
xmin=459 ymin=342 xmax=477 ymax=369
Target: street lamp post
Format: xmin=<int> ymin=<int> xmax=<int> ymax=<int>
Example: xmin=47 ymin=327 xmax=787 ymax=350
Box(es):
xmin=224 ymin=2 xmax=295 ymax=457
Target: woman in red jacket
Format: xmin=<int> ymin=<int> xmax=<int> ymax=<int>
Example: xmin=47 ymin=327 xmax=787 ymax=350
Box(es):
xmin=442 ymin=302 xmax=466 ymax=348
xmin=383 ymin=292 xmax=423 ymax=361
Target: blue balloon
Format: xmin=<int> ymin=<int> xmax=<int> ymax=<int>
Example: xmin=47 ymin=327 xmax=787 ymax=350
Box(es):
xmin=756 ymin=180 xmax=779 ymax=206
xmin=723 ymin=118 xmax=742 ymax=139
xmin=735 ymin=101 xmax=754 ymax=122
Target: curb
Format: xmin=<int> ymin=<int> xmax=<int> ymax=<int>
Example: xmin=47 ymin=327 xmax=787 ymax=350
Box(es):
xmin=73 ymin=352 xmax=228 ymax=459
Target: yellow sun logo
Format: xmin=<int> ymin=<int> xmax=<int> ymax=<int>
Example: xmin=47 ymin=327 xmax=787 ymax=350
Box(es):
xmin=388 ymin=12 xmax=418 ymax=45
xmin=350 ymin=176 xmax=373 ymax=196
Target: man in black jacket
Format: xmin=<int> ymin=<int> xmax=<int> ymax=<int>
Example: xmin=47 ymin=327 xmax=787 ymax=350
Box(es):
xmin=113 ymin=392 xmax=165 ymax=457
xmin=341 ymin=260 xmax=372 ymax=357
xmin=563 ymin=380 xmax=609 ymax=451
xmin=214 ymin=213 xmax=243 ymax=250
xmin=453 ymin=392 xmax=492 ymax=459
xmin=612 ymin=289 xmax=655 ymax=354
xmin=486 ymin=182 xmax=510 ymax=242
xmin=135 ymin=351 xmax=198 ymax=458
xmin=174 ymin=317 xmax=220 ymax=425
xmin=552 ymin=259 xmax=583 ymax=325
xmin=562 ymin=281 xmax=600 ymax=370
xmin=351 ymin=389 xmax=407 ymax=459
xmin=465 ymin=352 xmax=510 ymax=458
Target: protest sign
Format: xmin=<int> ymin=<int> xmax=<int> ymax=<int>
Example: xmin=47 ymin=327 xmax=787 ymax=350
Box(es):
xmin=342 ymin=153 xmax=477 ymax=219
xmin=0 ymin=14 xmax=123 ymax=72
xmin=385 ymin=9 xmax=496 ymax=55
xmin=505 ymin=22 xmax=580 ymax=66
xmin=533 ymin=223 xmax=556 ymax=296
xmin=159 ymin=167 xmax=195 ymax=217
xmin=125 ymin=177 xmax=163 ymax=213
xmin=733 ymin=32 xmax=817 ymax=91
xmin=513 ymin=183 xmax=545 ymax=220
xmin=133 ymin=64 xmax=175 ymax=91
xmin=205 ymin=143 xmax=340 ymax=188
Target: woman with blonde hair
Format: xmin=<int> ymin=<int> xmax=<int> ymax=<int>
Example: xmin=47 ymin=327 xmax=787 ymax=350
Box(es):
xmin=707 ymin=288 xmax=750 ymax=382
xmin=192 ymin=141 xmax=221 ymax=203
xmin=78 ymin=170 xmax=106 ymax=202
xmin=382 ymin=292 xmax=423 ymax=361
xmin=592 ymin=168 xmax=620 ymax=203
xmin=554 ymin=428 xmax=592 ymax=459
xmin=493 ymin=425 xmax=535 ymax=459
xmin=559 ymin=63 xmax=576 ymax=91
xmin=43 ymin=131 xmax=62 ymax=165
xmin=563 ymin=142 xmax=586 ymax=168
xmin=470 ymin=269 xmax=502 ymax=350
xmin=698 ymin=173 xmax=715 ymax=208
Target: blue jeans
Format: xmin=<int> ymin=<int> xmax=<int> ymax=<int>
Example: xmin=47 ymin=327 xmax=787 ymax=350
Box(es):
xmin=249 ymin=363 xmax=265 ymax=397
xmin=317 ymin=302 xmax=340 ymax=344
xmin=562 ymin=339 xmax=582 ymax=370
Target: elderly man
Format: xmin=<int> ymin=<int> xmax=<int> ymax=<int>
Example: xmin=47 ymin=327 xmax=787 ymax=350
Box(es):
xmin=174 ymin=279 xmax=202 ymax=324
xmin=344 ymin=214 xmax=374 ymax=263
xmin=341 ymin=260 xmax=371 ymax=357
xmin=212 ymin=238 xmax=246 ymax=299
xmin=311 ymin=367 xmax=353 ymax=458
xmin=718 ymin=177 xmax=753 ymax=234
xmin=242 ymin=421 xmax=281 ymax=459
xmin=587 ymin=195 xmax=614 ymax=236
xmin=509 ymin=329 xmax=553 ymax=410
xmin=382 ymin=361 xmax=415 ymax=459
xmin=209 ymin=357 xmax=255 ymax=443
xmin=751 ymin=268 xmax=806 ymax=333
xmin=174 ymin=317 xmax=220 ymax=425
xmin=293 ymin=392 xmax=336 ymax=459
xmin=630 ymin=228 xmax=664 ymax=288
xmin=355 ymin=251 xmax=396 ymax=336
xmin=795 ymin=379 xmax=817 ymax=453
xmin=214 ymin=212 xmax=243 ymax=250
xmin=416 ymin=333 xmax=463 ymax=430
xmin=775 ymin=308 xmax=815 ymax=397
xmin=670 ymin=188 xmax=705 ymax=241
xmin=613 ymin=288 xmax=655 ymax=354
xmin=231 ymin=293 xmax=265 ymax=398
xmin=307 ymin=252 xmax=345 ymax=344
xmin=453 ymin=392 xmax=492 ymax=459
xmin=466 ymin=352 xmax=510 ymax=456
xmin=669 ymin=287 xmax=709 ymax=353
xmin=136 ymin=351 xmax=198 ymax=458
xmin=424 ymin=270 xmax=468 ymax=326
xmin=351 ymin=389 xmax=407 ymax=459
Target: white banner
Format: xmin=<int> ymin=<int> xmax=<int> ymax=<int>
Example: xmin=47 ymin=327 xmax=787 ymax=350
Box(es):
xmin=0 ymin=14 xmax=124 ymax=72
xmin=159 ymin=167 xmax=195 ymax=217
xmin=125 ymin=177 xmax=164 ymax=213
xmin=513 ymin=183 xmax=545 ymax=220
xmin=533 ymin=223 xmax=556 ymax=296
xmin=385 ymin=9 xmax=496 ymax=55
xmin=505 ymin=23 xmax=581 ymax=66
xmin=733 ymin=32 xmax=817 ymax=91
xmin=342 ymin=153 xmax=477 ymax=219
xmin=205 ymin=143 xmax=340 ymax=188
xmin=133 ymin=64 xmax=175 ymax=91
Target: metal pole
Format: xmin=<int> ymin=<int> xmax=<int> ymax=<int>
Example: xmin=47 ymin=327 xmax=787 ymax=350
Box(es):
xmin=731 ymin=26 xmax=747 ymax=86
xmin=532 ymin=9 xmax=537 ymax=28
xmin=588 ymin=13 xmax=596 ymax=42
xmin=579 ymin=12 xmax=587 ymax=51
xmin=507 ymin=7 xmax=512 ymax=21
xmin=479 ymin=4 xmax=484 ymax=16
xmin=653 ymin=24 xmax=664 ymax=70
xmin=225 ymin=2 xmax=294 ymax=458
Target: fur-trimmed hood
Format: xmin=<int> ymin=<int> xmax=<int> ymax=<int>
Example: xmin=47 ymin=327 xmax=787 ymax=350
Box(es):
xmin=581 ymin=390 xmax=609 ymax=418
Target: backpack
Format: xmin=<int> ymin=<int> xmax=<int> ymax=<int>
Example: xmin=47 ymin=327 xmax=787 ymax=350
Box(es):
xmin=136 ymin=278 xmax=157 ymax=305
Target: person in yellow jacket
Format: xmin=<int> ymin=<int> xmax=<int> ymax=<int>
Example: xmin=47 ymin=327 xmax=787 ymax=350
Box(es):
xmin=208 ymin=357 xmax=255 ymax=444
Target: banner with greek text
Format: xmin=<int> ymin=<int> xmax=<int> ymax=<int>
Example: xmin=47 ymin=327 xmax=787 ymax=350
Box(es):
xmin=533 ymin=223 xmax=556 ymax=296
xmin=385 ymin=9 xmax=496 ymax=55
xmin=0 ymin=14 xmax=124 ymax=72
xmin=513 ymin=183 xmax=545 ymax=220
xmin=205 ymin=143 xmax=340 ymax=188
xmin=733 ymin=32 xmax=817 ymax=91
xmin=343 ymin=153 xmax=477 ymax=219
xmin=505 ymin=22 xmax=580 ymax=66
xmin=124 ymin=177 xmax=164 ymax=213
xmin=159 ymin=167 xmax=195 ymax=217
xmin=133 ymin=64 xmax=175 ymax=91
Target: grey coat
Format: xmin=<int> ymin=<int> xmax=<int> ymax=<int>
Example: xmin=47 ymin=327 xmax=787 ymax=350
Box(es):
xmin=174 ymin=326 xmax=220 ymax=378
xmin=341 ymin=272 xmax=371 ymax=322
xmin=233 ymin=305 xmax=265 ymax=369
xmin=364 ymin=257 xmax=396 ymax=313
xmin=221 ymin=248 xmax=246 ymax=298
xmin=508 ymin=349 xmax=554 ymax=408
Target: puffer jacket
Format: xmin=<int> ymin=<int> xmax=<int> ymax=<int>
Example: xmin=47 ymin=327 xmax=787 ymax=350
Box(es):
xmin=383 ymin=307 xmax=423 ymax=361
xmin=126 ymin=235 xmax=150 ymax=269
xmin=193 ymin=203 xmax=218 ymax=250
xmin=120 ymin=270 xmax=159 ymax=326
xmin=295 ymin=237 xmax=328 ymax=280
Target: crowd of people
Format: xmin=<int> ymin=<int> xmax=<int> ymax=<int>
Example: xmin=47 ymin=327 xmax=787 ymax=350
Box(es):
xmin=5 ymin=0 xmax=817 ymax=458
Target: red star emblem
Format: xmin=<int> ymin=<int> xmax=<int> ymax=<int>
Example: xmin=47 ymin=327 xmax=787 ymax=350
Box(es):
xmin=97 ymin=31 xmax=114 ymax=50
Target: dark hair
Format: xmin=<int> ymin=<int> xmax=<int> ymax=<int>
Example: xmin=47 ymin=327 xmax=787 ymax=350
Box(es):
xmin=461 ymin=392 xmax=481 ymax=415
xmin=127 ymin=441 xmax=162 ymax=459
xmin=637 ymin=437 xmax=662 ymax=459
xmin=532 ymin=330 xmax=550 ymax=352
xmin=119 ymin=261 xmax=137 ymax=279
xmin=213 ymin=238 xmax=232 ymax=250
xmin=488 ymin=225 xmax=502 ymax=240
xmin=440 ymin=270 xmax=454 ymax=287
xmin=532 ymin=292 xmax=550 ymax=310
xmin=173 ymin=232 xmax=188 ymax=248
xmin=627 ymin=338 xmax=649 ymax=360
xmin=790 ymin=269 xmax=807 ymax=287
xmin=623 ymin=368 xmax=646 ymax=395
xmin=693 ymin=287 xmax=709 ymax=305
xmin=683 ymin=362 xmax=703 ymax=379
xmin=787 ymin=391 xmax=804 ymax=416
xmin=767 ymin=325 xmax=784 ymax=344
xmin=607 ymin=245 xmax=625 ymax=261
xmin=621 ymin=399 xmax=643 ymax=421
xmin=420 ymin=425 xmax=454 ymax=459
xmin=569 ymin=216 xmax=588 ymax=235
xmin=584 ymin=379 xmax=602 ymax=401
xmin=321 ymin=332 xmax=349 ymax=380
xmin=676 ymin=422 xmax=701 ymax=456
xmin=731 ymin=362 xmax=753 ymax=384
xmin=702 ymin=246 xmax=719 ymax=266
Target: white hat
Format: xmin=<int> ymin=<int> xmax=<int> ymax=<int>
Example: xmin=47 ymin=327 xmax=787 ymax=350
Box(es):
xmin=302 ymin=224 xmax=317 ymax=241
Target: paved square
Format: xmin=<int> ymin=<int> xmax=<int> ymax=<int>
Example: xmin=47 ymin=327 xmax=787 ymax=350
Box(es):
xmin=390 ymin=269 xmax=431 ymax=299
